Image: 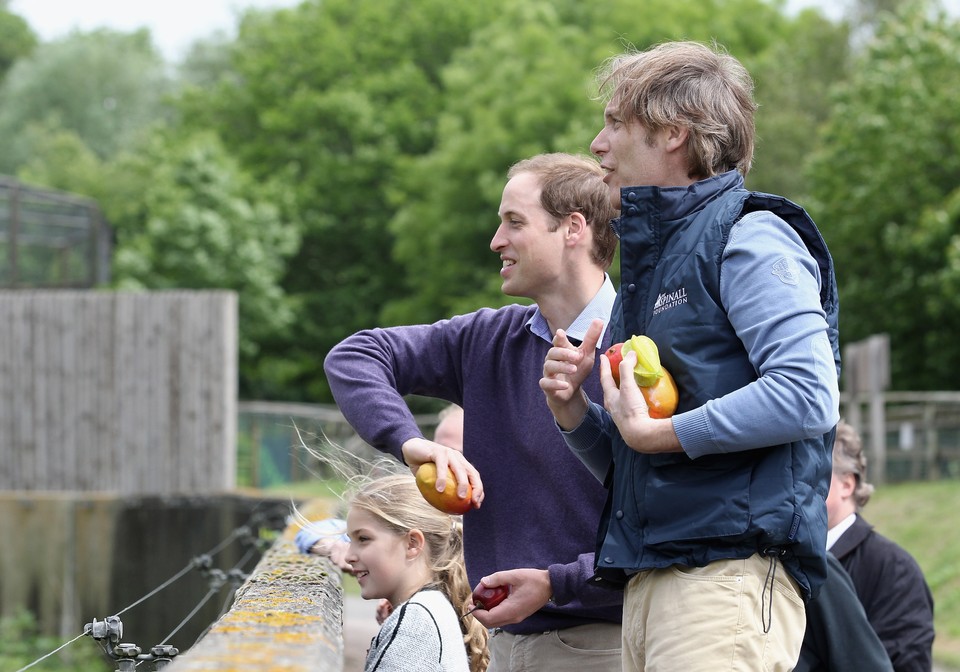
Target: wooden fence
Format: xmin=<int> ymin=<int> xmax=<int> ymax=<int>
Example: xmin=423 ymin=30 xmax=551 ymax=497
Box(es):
xmin=0 ymin=290 xmax=237 ymax=494
xmin=843 ymin=391 xmax=960 ymax=484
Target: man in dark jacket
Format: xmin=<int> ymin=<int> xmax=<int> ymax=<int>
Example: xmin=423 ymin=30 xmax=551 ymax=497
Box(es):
xmin=796 ymin=553 xmax=893 ymax=672
xmin=826 ymin=421 xmax=935 ymax=671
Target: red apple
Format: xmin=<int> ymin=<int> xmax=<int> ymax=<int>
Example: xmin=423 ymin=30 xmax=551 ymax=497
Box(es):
xmin=605 ymin=342 xmax=625 ymax=386
xmin=415 ymin=462 xmax=472 ymax=515
xmin=471 ymin=583 xmax=509 ymax=611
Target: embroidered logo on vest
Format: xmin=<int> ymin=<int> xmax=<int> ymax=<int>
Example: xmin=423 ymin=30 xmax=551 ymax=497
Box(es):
xmin=653 ymin=287 xmax=688 ymax=315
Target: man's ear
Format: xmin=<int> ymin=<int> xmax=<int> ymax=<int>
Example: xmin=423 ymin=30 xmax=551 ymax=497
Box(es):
xmin=663 ymin=125 xmax=689 ymax=154
xmin=838 ymin=471 xmax=857 ymax=499
xmin=406 ymin=529 xmax=426 ymax=560
xmin=565 ymin=212 xmax=588 ymax=245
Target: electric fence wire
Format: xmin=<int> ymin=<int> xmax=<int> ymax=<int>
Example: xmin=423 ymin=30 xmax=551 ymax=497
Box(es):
xmin=188 ymin=538 xmax=262 ymax=649
xmin=158 ymin=583 xmax=222 ymax=647
xmin=112 ymin=524 xmax=251 ymax=619
xmin=11 ymin=519 xmax=267 ymax=672
xmin=12 ymin=632 xmax=88 ymax=672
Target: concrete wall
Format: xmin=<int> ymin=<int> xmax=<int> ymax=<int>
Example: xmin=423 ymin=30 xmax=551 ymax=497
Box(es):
xmin=0 ymin=492 xmax=293 ymax=651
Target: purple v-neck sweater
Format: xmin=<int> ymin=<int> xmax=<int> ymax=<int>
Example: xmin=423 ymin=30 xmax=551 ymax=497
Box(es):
xmin=324 ymin=304 xmax=622 ymax=634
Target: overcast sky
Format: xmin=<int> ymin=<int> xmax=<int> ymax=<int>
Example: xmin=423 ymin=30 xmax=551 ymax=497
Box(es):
xmin=9 ymin=0 xmax=960 ymax=63
xmin=9 ymin=0 xmax=301 ymax=61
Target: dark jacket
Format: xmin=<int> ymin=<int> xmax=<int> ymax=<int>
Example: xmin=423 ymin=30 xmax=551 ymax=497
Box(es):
xmin=796 ymin=553 xmax=894 ymax=672
xmin=832 ymin=515 xmax=935 ymax=672
xmin=596 ymin=172 xmax=841 ymax=599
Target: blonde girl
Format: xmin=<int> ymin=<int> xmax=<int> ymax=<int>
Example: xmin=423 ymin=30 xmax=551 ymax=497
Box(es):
xmin=347 ymin=473 xmax=488 ymax=672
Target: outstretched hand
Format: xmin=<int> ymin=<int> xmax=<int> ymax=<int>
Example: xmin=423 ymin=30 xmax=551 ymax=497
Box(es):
xmin=540 ymin=318 xmax=604 ymax=430
xmin=401 ymin=438 xmax=484 ymax=509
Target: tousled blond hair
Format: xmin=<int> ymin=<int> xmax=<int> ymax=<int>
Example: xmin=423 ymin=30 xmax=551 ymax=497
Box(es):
xmin=597 ymin=41 xmax=756 ymax=179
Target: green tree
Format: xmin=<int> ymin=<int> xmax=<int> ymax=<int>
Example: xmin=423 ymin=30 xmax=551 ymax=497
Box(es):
xmin=385 ymin=0 xmax=832 ymax=325
xmin=175 ymin=0 xmax=509 ymax=400
xmin=806 ymin=2 xmax=960 ymax=389
xmin=108 ymin=130 xmax=301 ymax=394
xmin=0 ymin=1 xmax=36 ymax=82
xmin=0 ymin=29 xmax=172 ymax=174
xmin=905 ymin=189 xmax=960 ymax=387
xmin=15 ymin=121 xmax=108 ymax=198
xmin=747 ymin=8 xmax=850 ymax=199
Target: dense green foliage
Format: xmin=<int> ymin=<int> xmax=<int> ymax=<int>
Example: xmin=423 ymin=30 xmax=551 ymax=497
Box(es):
xmin=0 ymin=1 xmax=36 ymax=82
xmin=108 ymin=131 xmax=301 ymax=368
xmin=806 ymin=2 xmax=960 ymax=389
xmin=173 ymin=0 xmax=513 ymax=399
xmin=1 ymin=0 xmax=959 ymax=399
xmin=0 ymin=29 xmax=172 ymax=173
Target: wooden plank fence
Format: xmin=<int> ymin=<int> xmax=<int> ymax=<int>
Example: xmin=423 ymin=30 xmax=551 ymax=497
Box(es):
xmin=0 ymin=290 xmax=237 ymax=494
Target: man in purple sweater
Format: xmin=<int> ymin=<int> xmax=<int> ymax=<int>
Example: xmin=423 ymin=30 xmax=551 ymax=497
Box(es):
xmin=324 ymin=153 xmax=623 ymax=671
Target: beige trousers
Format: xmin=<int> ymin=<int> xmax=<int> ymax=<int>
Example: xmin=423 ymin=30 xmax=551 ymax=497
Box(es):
xmin=487 ymin=621 xmax=622 ymax=672
xmin=621 ymin=555 xmax=806 ymax=672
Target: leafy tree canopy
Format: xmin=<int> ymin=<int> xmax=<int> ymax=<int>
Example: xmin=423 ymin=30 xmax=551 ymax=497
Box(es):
xmin=0 ymin=29 xmax=172 ymax=174
xmin=0 ymin=3 xmax=36 ymax=82
xmin=174 ymin=0 xmax=511 ymax=399
xmin=108 ymin=130 xmax=301 ymax=393
xmin=806 ymin=1 xmax=960 ymax=389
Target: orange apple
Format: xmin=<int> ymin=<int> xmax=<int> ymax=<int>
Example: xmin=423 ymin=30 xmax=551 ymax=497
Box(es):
xmin=642 ymin=367 xmax=678 ymax=419
xmin=415 ymin=462 xmax=472 ymax=515
xmin=604 ymin=335 xmax=678 ymax=419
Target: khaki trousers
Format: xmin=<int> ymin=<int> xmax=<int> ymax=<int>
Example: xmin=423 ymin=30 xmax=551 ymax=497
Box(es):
xmin=487 ymin=621 xmax=622 ymax=672
xmin=622 ymin=555 xmax=806 ymax=672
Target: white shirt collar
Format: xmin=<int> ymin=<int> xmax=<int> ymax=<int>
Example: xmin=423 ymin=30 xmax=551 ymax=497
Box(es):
xmin=826 ymin=512 xmax=857 ymax=550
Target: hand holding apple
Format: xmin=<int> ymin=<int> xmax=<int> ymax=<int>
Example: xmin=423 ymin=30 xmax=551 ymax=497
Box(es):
xmin=461 ymin=583 xmax=510 ymax=620
xmin=415 ymin=462 xmax=473 ymax=515
xmin=604 ymin=335 xmax=678 ymax=419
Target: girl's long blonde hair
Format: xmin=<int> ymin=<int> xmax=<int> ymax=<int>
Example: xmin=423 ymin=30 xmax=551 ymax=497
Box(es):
xmin=349 ymin=473 xmax=489 ymax=672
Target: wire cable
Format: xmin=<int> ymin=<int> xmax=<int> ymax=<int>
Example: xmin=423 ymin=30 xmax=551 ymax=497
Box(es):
xmin=14 ymin=513 xmax=278 ymax=672
xmin=158 ymin=585 xmax=221 ymax=646
xmin=110 ymin=524 xmax=250 ymax=618
xmin=112 ymin=561 xmax=196 ymax=618
xmin=13 ymin=632 xmax=88 ymax=672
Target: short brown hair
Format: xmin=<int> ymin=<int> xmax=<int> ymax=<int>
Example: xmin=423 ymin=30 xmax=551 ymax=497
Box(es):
xmin=833 ymin=420 xmax=875 ymax=510
xmin=507 ymin=153 xmax=618 ymax=269
xmin=597 ymin=41 xmax=756 ymax=179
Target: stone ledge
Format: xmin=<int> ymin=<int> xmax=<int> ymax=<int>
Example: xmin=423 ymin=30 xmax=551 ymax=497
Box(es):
xmin=167 ymin=529 xmax=343 ymax=670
